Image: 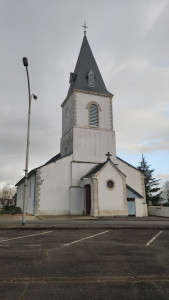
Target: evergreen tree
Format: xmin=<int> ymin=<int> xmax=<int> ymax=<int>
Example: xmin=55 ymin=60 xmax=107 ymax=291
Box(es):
xmin=137 ymin=155 xmax=161 ymax=205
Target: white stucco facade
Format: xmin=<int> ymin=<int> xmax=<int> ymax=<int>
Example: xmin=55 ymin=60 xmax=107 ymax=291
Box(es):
xmin=16 ymin=33 xmax=148 ymax=218
xmin=116 ymin=157 xmax=147 ymax=217
xmin=16 ymin=92 xmax=147 ymax=218
xmin=16 ymin=173 xmax=36 ymax=215
xmin=36 ymin=155 xmax=72 ymax=215
xmin=116 ymin=157 xmax=145 ymax=197
xmin=97 ymin=163 xmax=127 ymax=216
xmin=61 ymin=91 xmax=116 ymax=163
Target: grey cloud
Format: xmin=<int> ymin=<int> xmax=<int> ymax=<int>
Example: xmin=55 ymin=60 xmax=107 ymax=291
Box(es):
xmin=0 ymin=0 xmax=169 ymax=186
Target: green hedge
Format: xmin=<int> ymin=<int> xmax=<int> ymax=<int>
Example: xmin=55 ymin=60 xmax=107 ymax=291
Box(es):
xmin=163 ymin=202 xmax=169 ymax=207
xmin=3 ymin=205 xmax=22 ymax=214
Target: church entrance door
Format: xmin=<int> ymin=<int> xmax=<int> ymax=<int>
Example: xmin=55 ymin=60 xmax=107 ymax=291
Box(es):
xmin=85 ymin=184 xmax=91 ymax=215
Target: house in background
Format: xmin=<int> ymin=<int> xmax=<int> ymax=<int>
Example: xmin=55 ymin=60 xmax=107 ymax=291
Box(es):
xmin=16 ymin=31 xmax=147 ymax=217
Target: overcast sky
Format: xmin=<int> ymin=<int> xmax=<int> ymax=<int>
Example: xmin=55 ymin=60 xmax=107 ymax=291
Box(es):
xmin=0 ymin=0 xmax=169 ymax=188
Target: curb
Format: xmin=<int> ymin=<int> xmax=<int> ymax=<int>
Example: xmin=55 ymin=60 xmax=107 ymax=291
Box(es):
xmin=0 ymin=225 xmax=169 ymax=230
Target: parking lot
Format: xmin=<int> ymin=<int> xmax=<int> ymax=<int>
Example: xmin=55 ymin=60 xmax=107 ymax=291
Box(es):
xmin=0 ymin=229 xmax=169 ymax=299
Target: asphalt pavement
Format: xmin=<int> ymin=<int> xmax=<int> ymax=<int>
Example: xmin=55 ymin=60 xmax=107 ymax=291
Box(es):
xmin=0 ymin=215 xmax=169 ymax=230
xmin=0 ymin=228 xmax=169 ymax=299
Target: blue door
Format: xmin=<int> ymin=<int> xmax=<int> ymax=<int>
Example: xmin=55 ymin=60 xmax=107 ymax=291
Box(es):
xmin=127 ymin=198 xmax=136 ymax=216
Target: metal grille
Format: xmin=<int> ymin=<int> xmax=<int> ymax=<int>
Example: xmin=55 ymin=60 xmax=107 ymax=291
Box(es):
xmin=88 ymin=69 xmax=95 ymax=87
xmin=90 ymin=104 xmax=98 ymax=126
xmin=88 ymin=75 xmax=95 ymax=87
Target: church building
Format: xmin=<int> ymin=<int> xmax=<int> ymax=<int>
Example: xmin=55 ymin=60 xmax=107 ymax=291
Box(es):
xmin=16 ymin=30 xmax=148 ymax=217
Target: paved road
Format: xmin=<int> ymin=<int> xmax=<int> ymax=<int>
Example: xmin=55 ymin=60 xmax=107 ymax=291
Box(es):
xmin=0 ymin=215 xmax=169 ymax=229
xmin=0 ymin=228 xmax=169 ymax=299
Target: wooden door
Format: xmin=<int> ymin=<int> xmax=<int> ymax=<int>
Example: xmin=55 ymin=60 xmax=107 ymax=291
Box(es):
xmin=85 ymin=184 xmax=91 ymax=216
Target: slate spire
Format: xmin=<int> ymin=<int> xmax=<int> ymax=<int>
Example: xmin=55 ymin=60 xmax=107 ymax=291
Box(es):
xmin=68 ymin=34 xmax=112 ymax=96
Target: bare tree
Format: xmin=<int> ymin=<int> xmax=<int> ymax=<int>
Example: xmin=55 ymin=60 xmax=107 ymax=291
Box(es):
xmin=161 ymin=181 xmax=169 ymax=203
xmin=0 ymin=185 xmax=16 ymax=199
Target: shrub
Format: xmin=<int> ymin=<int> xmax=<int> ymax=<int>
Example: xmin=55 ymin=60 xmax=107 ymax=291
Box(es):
xmin=3 ymin=205 xmax=10 ymax=212
xmin=163 ymin=202 xmax=169 ymax=207
xmin=14 ymin=207 xmax=22 ymax=214
xmin=3 ymin=205 xmax=22 ymax=215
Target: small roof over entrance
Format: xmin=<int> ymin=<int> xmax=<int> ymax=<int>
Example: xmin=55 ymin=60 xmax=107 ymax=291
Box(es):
xmin=81 ymin=153 xmax=143 ymax=200
xmin=126 ymin=185 xmax=143 ymax=199
xmin=81 ymin=153 xmax=125 ymax=179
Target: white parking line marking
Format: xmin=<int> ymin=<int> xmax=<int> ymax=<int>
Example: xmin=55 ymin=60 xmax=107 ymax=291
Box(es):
xmin=0 ymin=231 xmax=53 ymax=243
xmin=145 ymin=231 xmax=163 ymax=247
xmin=28 ymin=244 xmax=41 ymax=247
xmin=64 ymin=230 xmax=110 ymax=246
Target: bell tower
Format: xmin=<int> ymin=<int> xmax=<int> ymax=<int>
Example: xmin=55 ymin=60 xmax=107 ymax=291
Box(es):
xmin=60 ymin=30 xmax=116 ymax=163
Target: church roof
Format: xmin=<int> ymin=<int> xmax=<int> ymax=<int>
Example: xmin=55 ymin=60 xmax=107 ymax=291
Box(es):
xmin=82 ymin=161 xmax=107 ymax=178
xmin=43 ymin=153 xmax=61 ymax=166
xmin=82 ymin=158 xmax=125 ymax=179
xmin=81 ymin=159 xmax=143 ymax=199
xmin=68 ymin=34 xmax=112 ymax=97
xmin=15 ymin=153 xmax=61 ymax=186
xmin=126 ymin=185 xmax=143 ymax=199
xmin=116 ymin=156 xmax=141 ymax=172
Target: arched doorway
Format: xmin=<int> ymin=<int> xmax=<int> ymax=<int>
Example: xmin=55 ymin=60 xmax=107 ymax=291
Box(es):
xmin=85 ymin=184 xmax=91 ymax=215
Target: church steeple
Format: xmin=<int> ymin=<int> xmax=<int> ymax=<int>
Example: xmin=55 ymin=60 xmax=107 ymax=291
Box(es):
xmin=68 ymin=34 xmax=112 ymax=97
xmin=61 ymin=31 xmax=116 ymax=163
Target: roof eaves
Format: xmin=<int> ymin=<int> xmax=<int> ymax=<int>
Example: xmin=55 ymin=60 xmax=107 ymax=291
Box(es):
xmin=74 ymin=88 xmax=113 ymax=98
xmin=15 ymin=168 xmax=37 ymax=187
xmin=43 ymin=153 xmax=61 ymax=166
xmin=81 ymin=159 xmax=126 ymax=180
xmin=16 ymin=153 xmax=61 ymax=187
xmin=109 ymin=160 xmax=126 ymax=177
xmin=116 ymin=156 xmax=141 ymax=172
xmin=81 ymin=161 xmax=106 ymax=179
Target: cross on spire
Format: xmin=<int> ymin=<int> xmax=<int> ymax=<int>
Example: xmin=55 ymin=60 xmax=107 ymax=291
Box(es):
xmin=106 ymin=152 xmax=112 ymax=161
xmin=82 ymin=22 xmax=88 ymax=36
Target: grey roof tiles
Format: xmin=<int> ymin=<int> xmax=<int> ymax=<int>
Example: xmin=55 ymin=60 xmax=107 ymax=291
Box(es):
xmin=68 ymin=35 xmax=112 ymax=96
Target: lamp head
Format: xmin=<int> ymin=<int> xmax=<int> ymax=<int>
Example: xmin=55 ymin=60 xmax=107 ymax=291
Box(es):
xmin=23 ymin=57 xmax=28 ymax=67
xmin=33 ymin=94 xmax=37 ymax=100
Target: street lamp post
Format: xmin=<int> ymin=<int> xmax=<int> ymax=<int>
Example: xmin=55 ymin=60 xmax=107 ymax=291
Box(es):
xmin=22 ymin=57 xmax=37 ymax=225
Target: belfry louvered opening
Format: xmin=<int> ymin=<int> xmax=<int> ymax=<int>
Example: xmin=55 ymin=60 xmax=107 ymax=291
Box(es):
xmin=90 ymin=104 xmax=98 ymax=126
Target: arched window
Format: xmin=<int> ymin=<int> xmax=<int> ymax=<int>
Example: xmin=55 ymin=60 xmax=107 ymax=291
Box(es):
xmin=90 ymin=104 xmax=98 ymax=126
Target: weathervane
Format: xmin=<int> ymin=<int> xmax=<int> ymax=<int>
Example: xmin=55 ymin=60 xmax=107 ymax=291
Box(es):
xmin=82 ymin=21 xmax=88 ymax=35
